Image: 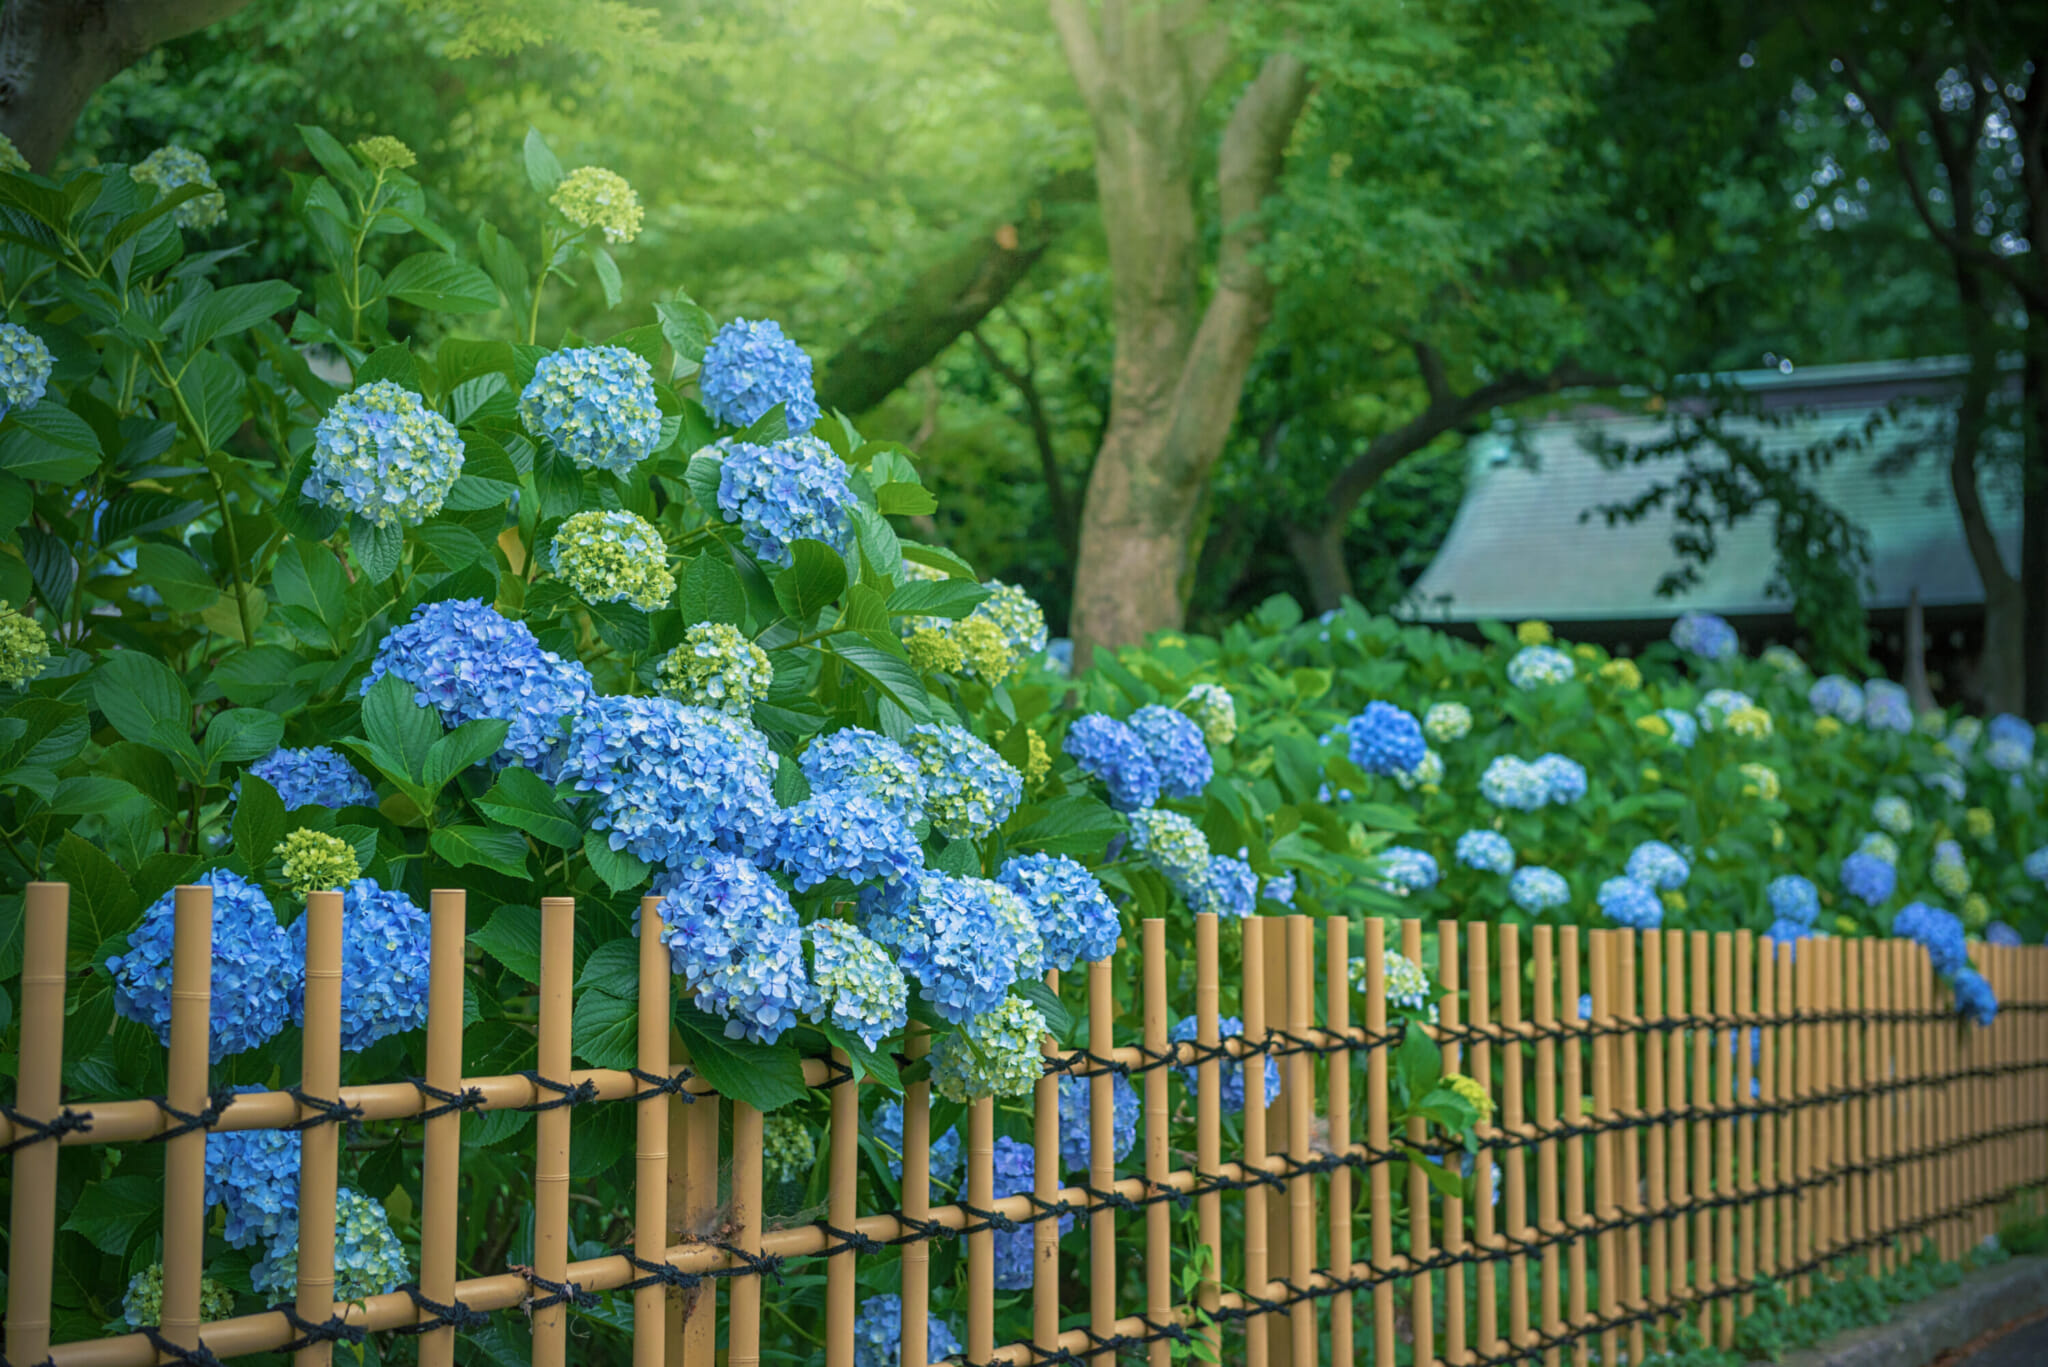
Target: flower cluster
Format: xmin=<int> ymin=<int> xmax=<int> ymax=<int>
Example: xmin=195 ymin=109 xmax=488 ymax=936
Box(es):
xmin=1761 ymin=644 xmax=1809 ymax=677
xmin=1767 ymin=875 xmax=1820 ymax=928
xmin=1510 ymin=866 xmax=1571 ymax=913
xmin=1191 ymin=853 xmax=1259 ymax=918
xmin=1058 ymin=1071 xmax=1139 ymax=1173
xmin=131 ymin=145 xmax=226 ymax=229
xmin=562 ymin=697 xmax=779 ymax=864
xmin=0 ymin=131 xmax=24 ymax=174
xmin=997 ymin=853 xmax=1120 ymax=972
xmin=657 ymin=621 xmax=773 ymax=715
xmin=1625 ymin=840 xmax=1689 ymax=891
xmin=1931 ymin=840 xmax=1972 ymax=899
xmin=1063 ymin=713 xmax=1160 ymax=811
xmin=122 ymin=1265 xmax=235 ymax=1330
xmin=714 ymin=435 xmax=853 ymax=566
xmin=988 ymin=1135 xmax=1064 ymax=1287
xmin=801 ymin=727 xmax=926 ymax=824
xmin=550 ymin=166 xmax=643 ymax=243
xmin=0 ymin=601 xmax=49 ymax=686
xmin=1169 ymin=1015 xmax=1280 ymax=1112
xmin=1533 ymin=753 xmax=1587 ymax=804
xmin=1987 ymin=713 xmax=2035 ymax=772
xmin=1597 ymin=876 xmax=1663 ymax=929
xmin=1670 ymin=611 xmax=1737 ymax=660
xmin=654 ymin=854 xmax=808 ymax=1042
xmin=775 ymin=795 xmax=923 ymax=891
xmin=853 ymin=1295 xmax=961 ymax=1367
xmin=1808 ymin=675 xmax=1865 ymax=723
xmin=1346 ymin=701 xmax=1426 ymax=775
xmin=363 ymin=599 xmax=594 ymax=776
xmin=1987 ymin=922 xmax=2024 ymax=947
xmin=303 ymin=380 xmax=465 ymax=528
xmin=1353 ymin=950 xmax=1432 ymax=1012
xmin=700 ymin=318 xmax=821 ymax=432
xmin=1840 ymin=850 xmax=1897 ymax=907
xmin=205 ymin=1091 xmax=300 ymax=1247
xmin=1129 ymin=807 xmax=1211 ymax=897
xmin=905 ymin=723 xmax=1021 ymax=839
xmin=1517 ymin=620 xmax=1553 ymax=645
xmin=1480 ymin=756 xmax=1548 ymax=812
xmin=1507 ymin=645 xmax=1575 ymax=689
xmin=1739 ymin=762 xmax=1782 ymax=800
xmin=289 ymin=879 xmax=431 ymax=1052
xmin=805 ymin=920 xmax=909 ymax=1050
xmin=762 ymin=1111 xmax=816 ymax=1184
xmin=251 ymin=1188 xmax=409 ymax=1299
xmin=354 ymin=135 xmax=416 ymax=170
xmin=1872 ymin=795 xmax=1914 ymax=836
xmin=1600 ymin=658 xmax=1644 ymax=690
xmin=0 ymin=322 xmax=52 ymax=421
xmin=1393 ymin=748 xmax=1444 ymax=792
xmin=1424 ymin=702 xmax=1472 ymax=743
xmin=276 ymin=828 xmax=360 ymax=897
xmin=1446 ymin=1073 xmax=1495 ymax=1124
xmin=519 ymin=346 xmax=661 ymax=475
xmin=1892 ymin=902 xmax=1968 ymax=976
xmin=1952 ymin=968 xmax=1997 ymax=1026
xmin=1129 ymin=703 xmax=1213 ymax=799
xmin=1378 ymin=846 xmax=1440 ymax=893
xmin=246 ymin=746 xmax=378 ymax=809
xmin=872 ymin=1094 xmax=963 ymax=1186
xmin=1864 ymin=680 xmax=1914 ymax=733
xmin=863 ymin=874 xmax=1042 ymax=1024
xmin=1859 ymin=831 xmax=1900 ymax=865
xmin=1183 ymin=683 xmax=1237 ymax=745
xmin=956 ymin=582 xmax=1049 ymax=684
xmin=108 ymin=870 xmax=298 ymax=1061
xmin=549 ymin=509 xmax=674 ymax=610
xmin=931 ymin=995 xmax=1049 ymax=1102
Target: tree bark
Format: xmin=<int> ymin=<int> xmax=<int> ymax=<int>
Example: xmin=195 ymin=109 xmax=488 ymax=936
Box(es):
xmin=0 ymin=0 xmax=255 ymax=170
xmin=1054 ymin=0 xmax=1310 ymax=665
xmin=1947 ymin=272 xmax=2025 ymax=714
xmin=812 ymin=168 xmax=1093 ymax=418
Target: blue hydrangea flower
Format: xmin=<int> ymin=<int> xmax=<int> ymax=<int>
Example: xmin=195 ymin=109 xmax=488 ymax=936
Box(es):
xmin=1169 ymin=1015 xmax=1280 ymax=1113
xmin=561 ymin=696 xmax=779 ymax=865
xmin=1533 ymin=754 xmax=1587 ymax=805
xmin=989 ymin=1134 xmax=1066 ymax=1289
xmin=1625 ymin=841 xmax=1690 ymax=890
xmin=1346 ymin=701 xmax=1426 ymax=775
xmin=287 ymin=879 xmax=430 ymax=1053
xmin=905 ymin=722 xmax=1022 ymax=839
xmin=1931 ymin=840 xmax=1971 ymax=898
xmin=1986 ymin=921 xmax=2023 ymax=947
xmin=853 ymin=1294 xmax=961 ymax=1367
xmin=1763 ymin=919 xmax=1812 ymax=945
xmin=1872 ymin=795 xmax=1913 ymax=836
xmin=2026 ymin=846 xmax=2048 ymax=886
xmin=862 ymin=874 xmax=1043 ymax=1024
xmin=653 ymin=854 xmax=811 ymax=1042
xmin=1128 ymin=807 xmax=1212 ymax=899
xmin=1858 ymin=831 xmax=1901 ymax=865
xmin=1510 ymin=866 xmax=1571 ymax=913
xmin=1767 ymin=875 xmax=1820 ymax=927
xmin=871 ymin=1095 xmax=963 ymax=1187
xmin=1128 ymin=703 xmax=1212 ymax=799
xmin=772 ymin=794 xmax=923 ymax=891
xmin=107 ymin=869 xmax=297 ymax=1062
xmin=303 ymin=380 xmax=465 ymax=528
xmin=1863 ymin=680 xmax=1913 ymax=733
xmin=1378 ymin=846 xmax=1440 ymax=893
xmin=1840 ymin=851 xmax=1897 ymax=907
xmin=1951 ymin=967 xmax=1997 ymax=1026
xmin=1892 ymin=901 xmax=1967 ymax=976
xmin=1262 ymin=870 xmax=1297 ymax=905
xmin=0 ymin=322 xmax=53 ymax=421
xmin=1480 ymin=756 xmax=1548 ymax=812
xmin=1182 ymin=683 xmax=1237 ymax=746
xmin=362 ymin=598 xmax=594 ymax=778
xmin=205 ymin=1089 xmax=300 ymax=1249
xmin=805 ymin=920 xmax=908 ymax=1050
xmin=1696 ymin=688 xmax=1757 ymax=731
xmin=1190 ymin=853 xmax=1259 ymax=917
xmin=1455 ymin=830 xmax=1515 ymax=874
xmin=548 ymin=509 xmax=675 ymax=611
xmin=699 ymin=318 xmax=821 ymax=433
xmin=1596 ymin=876 xmax=1663 ymax=929
xmin=800 ymin=727 xmax=926 ymax=825
xmin=251 ymin=1187 xmax=408 ymax=1300
xmin=1989 ymin=712 xmax=2033 ymax=748
xmin=713 ymin=434 xmax=855 ymax=567
xmin=244 ymin=746 xmax=377 ymax=810
xmin=997 ymin=853 xmax=1120 ymax=972
xmin=1058 ymin=1071 xmax=1139 ymax=1173
xmin=1658 ymin=708 xmax=1699 ymax=748
xmin=931 ymin=996 xmax=1049 ymax=1102
xmin=519 ymin=345 xmax=661 ymax=476
xmin=1987 ymin=714 xmax=2035 ymax=772
xmin=131 ymin=145 xmax=227 ymax=229
xmin=1062 ymin=713 xmax=1161 ymax=812
xmin=1360 ymin=950 xmax=1433 ymax=1012
xmin=1807 ymin=675 xmax=1865 ymax=723
xmin=1507 ymin=645 xmax=1576 ymax=689
xmin=1671 ymin=611 xmax=1738 ymax=660
xmin=1424 ymin=702 xmax=1473 ymax=743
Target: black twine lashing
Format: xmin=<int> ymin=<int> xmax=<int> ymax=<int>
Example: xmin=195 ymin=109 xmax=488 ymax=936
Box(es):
xmin=0 ymin=1102 xmax=91 ymax=1156
xmin=516 ymin=1071 xmax=598 ymax=1112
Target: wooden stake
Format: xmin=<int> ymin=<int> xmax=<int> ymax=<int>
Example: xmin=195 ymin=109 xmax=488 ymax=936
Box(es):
xmin=296 ymin=889 xmax=344 ymax=1367
xmin=160 ymin=885 xmax=214 ymax=1355
xmin=533 ymin=896 xmax=574 ymax=1367
xmin=5 ymin=882 xmax=68 ymax=1367
xmin=1367 ymin=919 xmax=1394 ymax=1367
xmin=1326 ymin=916 xmax=1353 ymax=1367
xmin=419 ymin=891 xmax=466 ymax=1367
xmin=1145 ymin=919 xmax=1172 ymax=1367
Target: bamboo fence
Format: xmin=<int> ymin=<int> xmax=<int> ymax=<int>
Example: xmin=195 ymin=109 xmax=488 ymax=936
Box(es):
xmin=5 ymin=881 xmax=2046 ymax=1366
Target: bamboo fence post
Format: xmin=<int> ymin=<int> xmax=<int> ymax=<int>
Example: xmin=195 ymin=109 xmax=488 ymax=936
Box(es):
xmin=1868 ymin=942 xmax=1891 ymax=1274
xmin=964 ymin=1087 xmax=993 ymax=1360
xmin=1243 ymin=917 xmax=1270 ymax=1367
xmin=729 ymin=1099 xmax=765 ymax=1367
xmin=1939 ymin=948 xmax=1959 ymax=1259
xmin=1714 ymin=931 xmax=1735 ymax=1348
xmin=1776 ymin=941 xmax=1796 ymax=1286
xmin=1032 ymin=973 xmax=1060 ymax=1359
xmin=1662 ymin=928 xmax=1688 ymax=1327
xmin=1843 ymin=941 xmax=1867 ymax=1271
xmin=1367 ymin=918 xmax=1394 ymax=1367
xmin=1089 ymin=957 xmax=1116 ymax=1366
xmin=635 ymin=896 xmax=671 ymax=1367
xmin=296 ymin=889 xmax=344 ymax=1367
xmin=1793 ymin=934 xmax=1815 ymax=1299
xmin=1591 ymin=930 xmax=1619 ymax=1367
xmin=1286 ymin=915 xmax=1316 ymax=1367
xmin=1689 ymin=930 xmax=1712 ymax=1342
xmin=1756 ymin=934 xmax=1777 ymax=1292
xmin=534 ymin=896 xmax=575 ymax=1367
xmin=1468 ymin=923 xmax=1498 ymax=1358
xmin=6 ymin=882 xmax=68 ymax=1367
xmin=1402 ymin=918 xmax=1435 ymax=1367
xmin=1145 ymin=919 xmax=1172 ymax=1367
xmin=827 ymin=1045 xmax=858 ymax=1367
xmin=1195 ymin=914 xmax=1223 ymax=1360
xmin=1499 ymin=924 xmax=1531 ymax=1357
xmin=161 ymin=884 xmax=214 ymax=1354
xmin=1618 ymin=928 xmax=1643 ymax=1367
xmin=1559 ymin=926 xmax=1584 ymax=1367
xmin=1533 ymin=924 xmax=1562 ymax=1367
xmin=1735 ymin=931 xmax=1757 ymax=1320
xmin=1326 ymin=916 xmax=1353 ymax=1367
xmin=1441 ymin=920 xmax=1468 ymax=1366
xmin=905 ymin=1019 xmax=935 ymax=1367
xmin=679 ymin=1032 xmax=719 ymax=1367
xmin=420 ymin=891 xmax=466 ymax=1367
xmin=1826 ymin=940 xmax=1847 ymax=1267
xmin=1641 ymin=929 xmax=1667 ymax=1347
xmin=1263 ymin=917 xmax=1293 ymax=1367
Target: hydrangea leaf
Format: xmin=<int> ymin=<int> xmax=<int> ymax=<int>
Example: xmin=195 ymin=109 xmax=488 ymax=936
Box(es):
xmin=773 ymin=539 xmax=847 ymax=624
xmin=655 ymin=291 xmax=714 ymax=366
xmin=131 ymin=543 xmax=218 ymax=613
xmin=355 ymin=344 xmax=422 ymax=394
xmin=61 ymin=1173 xmax=159 ymax=1257
xmin=348 ymin=515 xmax=403 ymax=584
xmin=1004 ymin=794 xmax=1124 ymax=860
xmin=0 ymin=401 xmax=101 ymax=482
xmin=471 ymin=904 xmax=541 ymax=983
xmin=874 ymin=481 xmax=936 ymax=517
xmin=674 ymin=1006 xmax=808 ymax=1114
xmin=576 ymin=939 xmax=639 ymax=1001
xmin=570 ymin=988 xmax=636 ymax=1070
xmin=736 ymin=402 xmax=787 ymax=445
xmin=174 ymin=350 xmax=246 ymax=453
xmin=420 ymin=717 xmax=511 ymax=794
xmin=817 ymin=635 xmax=930 ymax=722
xmin=884 ymin=578 xmax=989 ymax=620
xmin=199 ymin=708 xmax=284 ymax=778
xmin=582 ymin=829 xmax=650 ymax=894
xmin=51 ymin=831 xmax=138 ymax=968
xmin=477 ymin=766 xmax=579 ymax=848
xmin=179 ymin=280 xmax=300 ymax=352
xmin=1010 ymin=979 xmax=1072 ymax=1044
xmin=231 ymin=773 xmax=285 ymax=876
xmin=522 ymin=127 xmax=563 ymax=197
xmin=93 ymin=651 xmax=195 ymax=760
xmin=385 ymin=253 xmax=500 ymax=314
xmin=429 ymin=824 xmax=529 ymax=878
xmin=677 ymin=552 xmax=745 ymax=627
xmin=806 ymin=1022 xmax=901 ymax=1092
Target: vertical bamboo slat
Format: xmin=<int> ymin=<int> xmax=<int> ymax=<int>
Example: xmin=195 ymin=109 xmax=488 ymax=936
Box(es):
xmin=826 ymin=1047 xmax=857 ymax=1367
xmin=1500 ymin=924 xmax=1530 ymax=1357
xmin=1665 ymin=929 xmax=1689 ymax=1323
xmin=1866 ymin=943 xmax=1889 ymax=1274
xmin=1642 ymin=931 xmax=1668 ymax=1345
xmin=1843 ymin=942 xmax=1867 ymax=1273
xmin=6 ymin=882 xmax=68 ymax=1367
xmin=1560 ymin=927 xmax=1584 ymax=1367
xmin=904 ymin=1021 xmax=934 ymax=1367
xmin=1469 ymin=923 xmax=1498 ymax=1358
xmin=1793 ymin=936 xmax=1815 ymax=1298
xmin=1032 ymin=975 xmax=1059 ymax=1359
xmin=1366 ymin=919 xmax=1394 ymax=1367
xmin=1689 ymin=930 xmax=1712 ymax=1341
xmin=1736 ymin=932 xmax=1757 ymax=1320
xmin=1286 ymin=915 xmax=1315 ymax=1367
xmin=1144 ymin=919 xmax=1171 ymax=1367
xmin=1826 ymin=941 xmax=1847 ymax=1265
xmin=1618 ymin=929 xmax=1643 ymax=1367
xmin=729 ymin=1100 xmax=765 ymax=1367
xmin=1243 ymin=917 xmax=1270 ymax=1367
xmin=533 ymin=896 xmax=574 ymax=1367
xmin=1089 ymin=958 xmax=1115 ymax=1366
xmin=1714 ymin=932 xmax=1735 ymax=1348
xmin=296 ymin=889 xmax=344 ymax=1367
xmin=1776 ymin=942 xmax=1796 ymax=1285
xmin=420 ymin=891 xmax=466 ymax=1367
xmin=1441 ymin=921 xmax=1468 ymax=1366
xmin=1195 ymin=914 xmax=1223 ymax=1360
xmin=1401 ymin=917 xmax=1435 ymax=1367
xmin=1326 ymin=916 xmax=1353 ymax=1367
xmin=1533 ymin=925 xmax=1562 ymax=1367
xmin=1756 ymin=935 xmax=1778 ymax=1292
xmin=680 ymin=1051 xmax=719 ymax=1367
xmin=634 ymin=896 xmax=670 ymax=1367
xmin=964 ymin=1088 xmax=994 ymax=1358
xmin=1263 ymin=917 xmax=1293 ymax=1367
xmin=1591 ymin=931 xmax=1619 ymax=1367
xmin=161 ymin=885 xmax=214 ymax=1353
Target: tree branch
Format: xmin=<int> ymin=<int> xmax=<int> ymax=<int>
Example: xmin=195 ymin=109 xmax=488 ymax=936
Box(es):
xmin=1049 ymin=0 xmax=1109 ymax=117
xmin=1414 ymin=341 xmax=1452 ymax=408
xmin=970 ymin=318 xmax=1077 ymax=554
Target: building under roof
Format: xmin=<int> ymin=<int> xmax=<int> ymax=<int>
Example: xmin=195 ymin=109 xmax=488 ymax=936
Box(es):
xmin=1396 ymin=358 xmax=2022 ymax=653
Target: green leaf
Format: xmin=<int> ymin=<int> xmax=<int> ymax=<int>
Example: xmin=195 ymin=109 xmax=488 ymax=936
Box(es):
xmin=132 ymin=542 xmax=218 ymax=613
xmin=773 ymin=539 xmax=848 ymax=622
xmin=298 ymin=125 xmax=369 ymax=196
xmin=93 ymin=652 xmax=192 ymax=750
xmin=589 ymin=245 xmax=623 ymax=309
xmin=818 ymin=635 xmax=931 ymax=720
xmin=62 ymin=1174 xmax=160 ymax=1257
xmin=572 ymin=989 xmax=638 ymax=1069
xmin=523 ymin=128 xmax=564 ymax=196
xmin=423 ymin=717 xmax=511 ymax=792
xmin=1007 ymin=794 xmax=1125 ymax=859
xmin=355 ymin=343 xmax=422 ymax=393
xmin=1012 ymin=979 xmax=1072 ymax=1043
xmin=385 ymin=253 xmax=501 ymax=313
xmin=932 ymin=839 xmax=980 ymax=877
xmin=0 ymin=402 xmax=102 ymax=482
xmin=181 ymin=279 xmax=300 ymax=351
xmin=683 ymin=450 xmax=723 ymax=513
xmin=200 ymin=708 xmax=285 ymax=774
xmin=578 ymin=939 xmax=641 ymax=1001
xmin=837 ymin=583 xmax=890 ymax=635
xmin=738 ymin=404 xmax=788 ymax=445
xmin=350 ymin=515 xmax=404 ymax=583
xmin=886 ymin=578 xmax=990 ymax=620
xmin=430 ymin=824 xmax=531 ymax=877
xmin=675 ymin=1005 xmax=809 ymax=1112
xmin=473 ymin=904 xmax=542 ymax=982
xmin=233 ymin=773 xmax=286 ymax=874
xmin=583 ymin=829 xmax=651 ymax=893
xmin=1412 ymin=1150 xmax=1468 ymax=1199
xmin=847 ymin=506 xmax=903 ymax=584
xmin=50 ymin=833 xmax=139 ymax=969
xmin=678 ymin=552 xmax=746 ymax=626
xmin=360 ymin=672 xmax=440 ymax=785
xmin=415 ymin=521 xmax=490 ymax=570
xmin=46 ymin=776 xmax=140 ymax=816
xmin=874 ymin=481 xmax=937 ymax=516
xmin=812 ymin=1022 xmax=901 ymax=1092
xmin=175 ymin=350 xmax=246 ymax=452
xmin=478 ymin=766 xmax=580 ymax=848
xmin=588 ymin=599 xmax=653 ymax=654
xmin=1397 ymin=1022 xmax=1442 ymax=1099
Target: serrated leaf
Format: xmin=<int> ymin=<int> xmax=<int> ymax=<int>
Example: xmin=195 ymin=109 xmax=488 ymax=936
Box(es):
xmin=1012 ymin=979 xmax=1071 ymax=1043
xmin=818 ymin=635 xmax=930 ymax=720
xmin=423 ymin=717 xmax=510 ymax=792
xmin=572 ymin=988 xmax=638 ymax=1069
xmin=62 ymin=1174 xmax=160 ymax=1257
xmin=175 ymin=349 xmax=246 ymax=452
xmin=232 ymin=773 xmax=286 ymax=873
xmin=886 ymin=578 xmax=990 ymax=620
xmin=132 ymin=542 xmax=218 ymax=612
xmin=472 ymin=904 xmax=541 ymax=982
xmin=51 ymin=833 xmax=139 ymax=969
xmin=577 ymin=939 xmax=641 ymax=1001
xmin=0 ymin=402 xmax=102 ymax=482
xmin=430 ymin=824 xmax=530 ymax=877
xmin=678 ymin=552 xmax=746 ymax=626
xmin=478 ymin=766 xmax=580 ymax=848
xmin=773 ymin=539 xmax=848 ymax=623
xmin=350 ymin=515 xmax=404 ymax=583
xmin=200 ymin=708 xmax=284 ymax=775
xmin=656 ymin=290 xmax=714 ymax=365
xmin=1008 ymin=794 xmax=1125 ymax=859
xmin=874 ymin=481 xmax=937 ymax=516
xmin=589 ymin=245 xmax=623 ymax=309
xmin=583 ymin=829 xmax=651 ymax=893
xmin=523 ymin=128 xmax=564 ymax=196
xmin=360 ymin=672 xmax=439 ymax=785
xmin=385 ymin=253 xmax=500 ymax=313
xmin=675 ymin=1004 xmax=808 ymax=1112
xmin=93 ymin=652 xmax=192 ymax=749
xmin=181 ymin=279 xmax=299 ymax=351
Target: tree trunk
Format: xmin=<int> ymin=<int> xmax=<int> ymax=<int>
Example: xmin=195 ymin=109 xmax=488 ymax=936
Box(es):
xmin=1948 ymin=267 xmax=2026 ymax=715
xmin=2024 ymin=341 xmax=2048 ymax=721
xmin=1285 ymin=520 xmax=1352 ymax=614
xmin=0 ymin=1 xmax=255 ymax=170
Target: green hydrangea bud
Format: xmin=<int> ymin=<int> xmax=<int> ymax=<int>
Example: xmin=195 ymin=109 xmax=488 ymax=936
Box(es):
xmin=354 ymin=135 xmax=417 ymax=171
xmin=1445 ymin=1072 xmax=1495 ymax=1124
xmin=276 ymin=828 xmax=361 ymax=897
xmin=656 ymin=622 xmax=772 ymax=716
xmin=122 ymin=1263 xmax=235 ymax=1328
xmin=0 ymin=601 xmax=49 ymax=686
xmin=551 ymin=166 xmax=643 ymax=244
xmin=762 ymin=1111 xmax=816 ymax=1185
xmin=131 ymin=145 xmax=226 ymax=230
xmin=0 ymin=131 xmax=26 ymax=175
xmin=548 ymin=510 xmax=674 ymax=611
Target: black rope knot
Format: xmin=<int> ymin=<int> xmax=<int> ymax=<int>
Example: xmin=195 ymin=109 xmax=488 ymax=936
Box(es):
xmin=274 ymin=1304 xmax=367 ymax=1352
xmin=520 ymin=1269 xmax=598 ymax=1314
xmin=619 ymin=1251 xmax=704 ymax=1293
xmin=630 ymin=1066 xmax=697 ymax=1101
xmin=284 ymin=1086 xmax=365 ymax=1133
xmin=821 ymin=1223 xmax=886 ymax=1256
xmin=146 ymin=1087 xmax=238 ymax=1143
xmin=0 ymin=1103 xmax=92 ymax=1156
xmin=516 ymin=1071 xmax=598 ymax=1112
xmin=392 ymin=1283 xmax=490 ymax=1335
xmin=407 ymin=1077 xmax=487 ymax=1122
xmin=137 ymin=1327 xmax=227 ymax=1367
